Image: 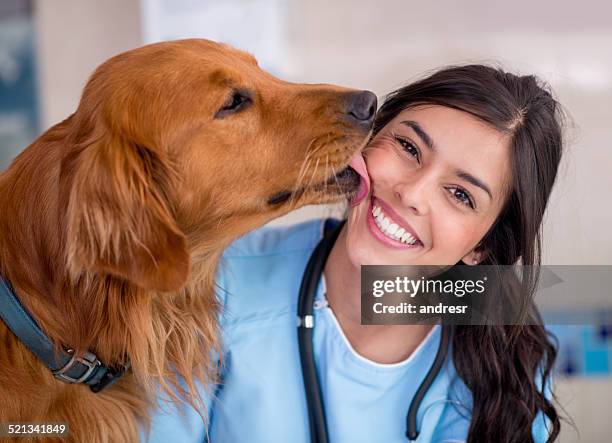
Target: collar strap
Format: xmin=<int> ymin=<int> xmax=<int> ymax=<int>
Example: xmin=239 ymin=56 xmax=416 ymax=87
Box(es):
xmin=0 ymin=276 xmax=129 ymax=393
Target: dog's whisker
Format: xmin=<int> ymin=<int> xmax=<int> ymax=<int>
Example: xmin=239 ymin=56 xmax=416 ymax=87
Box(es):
xmin=289 ymin=160 xmax=310 ymax=209
xmin=291 ymin=135 xmax=320 ymax=196
xmin=331 ymin=152 xmax=345 ymax=199
xmin=306 ymin=156 xmax=321 ymax=193
xmin=290 ymin=155 xmax=320 ymax=210
xmin=294 ymin=148 xmax=314 ymax=193
xmin=329 ymin=153 xmax=339 ymax=197
xmin=309 ymin=134 xmax=333 ymax=158
xmin=313 ymin=134 xmax=333 ymax=157
xmin=292 ymin=157 xmax=313 ymax=208
xmin=323 ymin=153 xmax=331 ymax=197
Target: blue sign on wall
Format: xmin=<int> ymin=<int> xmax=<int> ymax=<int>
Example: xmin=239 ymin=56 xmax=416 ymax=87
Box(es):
xmin=0 ymin=5 xmax=39 ymax=171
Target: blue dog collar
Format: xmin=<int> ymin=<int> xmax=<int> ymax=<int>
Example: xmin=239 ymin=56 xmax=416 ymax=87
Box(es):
xmin=0 ymin=276 xmax=129 ymax=392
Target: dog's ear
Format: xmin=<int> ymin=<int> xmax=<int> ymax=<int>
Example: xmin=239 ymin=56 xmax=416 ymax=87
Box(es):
xmin=65 ymin=134 xmax=190 ymax=292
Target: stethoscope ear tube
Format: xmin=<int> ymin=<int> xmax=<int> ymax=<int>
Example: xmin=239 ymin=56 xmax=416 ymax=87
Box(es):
xmin=298 ymin=220 xmax=346 ymax=443
xmin=405 ymin=323 xmax=454 ymax=441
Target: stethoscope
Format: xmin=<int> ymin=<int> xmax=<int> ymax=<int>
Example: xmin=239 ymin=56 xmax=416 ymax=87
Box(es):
xmin=297 ymin=218 xmax=454 ymax=443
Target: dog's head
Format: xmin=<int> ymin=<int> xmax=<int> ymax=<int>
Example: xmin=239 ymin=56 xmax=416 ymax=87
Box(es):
xmin=62 ymin=39 xmax=375 ymax=292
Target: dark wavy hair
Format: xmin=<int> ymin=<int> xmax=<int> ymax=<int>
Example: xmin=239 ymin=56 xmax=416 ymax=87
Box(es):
xmin=368 ymin=65 xmax=564 ymax=442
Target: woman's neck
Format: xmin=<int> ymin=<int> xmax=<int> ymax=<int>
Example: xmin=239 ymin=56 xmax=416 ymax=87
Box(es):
xmin=323 ymin=223 xmax=434 ymax=364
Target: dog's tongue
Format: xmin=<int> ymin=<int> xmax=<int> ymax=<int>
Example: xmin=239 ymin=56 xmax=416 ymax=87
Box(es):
xmin=348 ymin=152 xmax=370 ymax=207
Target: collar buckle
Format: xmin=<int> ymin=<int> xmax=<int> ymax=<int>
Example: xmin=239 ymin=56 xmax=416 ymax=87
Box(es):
xmin=53 ymin=349 xmax=100 ymax=384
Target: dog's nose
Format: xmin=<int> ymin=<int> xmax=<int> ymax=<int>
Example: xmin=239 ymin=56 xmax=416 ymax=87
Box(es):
xmin=346 ymin=91 xmax=377 ymax=126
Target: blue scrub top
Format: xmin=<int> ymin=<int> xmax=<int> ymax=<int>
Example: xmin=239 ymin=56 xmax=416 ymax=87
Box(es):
xmin=143 ymin=218 xmax=551 ymax=443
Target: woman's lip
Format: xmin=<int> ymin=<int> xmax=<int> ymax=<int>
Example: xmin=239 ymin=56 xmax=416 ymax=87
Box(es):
xmin=372 ymin=196 xmax=423 ymax=244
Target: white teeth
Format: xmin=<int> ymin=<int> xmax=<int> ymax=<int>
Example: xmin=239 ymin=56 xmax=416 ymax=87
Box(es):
xmin=371 ymin=205 xmax=418 ymax=245
xmin=387 ymin=223 xmax=398 ymax=235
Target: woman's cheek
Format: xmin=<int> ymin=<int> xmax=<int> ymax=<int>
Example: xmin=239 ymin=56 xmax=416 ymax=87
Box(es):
xmin=364 ymin=151 xmax=385 ymax=179
xmin=431 ymin=210 xmax=481 ymax=262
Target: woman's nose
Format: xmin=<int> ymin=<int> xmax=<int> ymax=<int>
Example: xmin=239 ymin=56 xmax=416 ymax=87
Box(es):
xmin=392 ymin=176 xmax=431 ymax=216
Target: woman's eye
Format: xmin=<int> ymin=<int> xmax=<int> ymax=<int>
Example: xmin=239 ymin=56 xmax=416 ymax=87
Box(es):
xmin=447 ymin=186 xmax=475 ymax=209
xmin=395 ymin=136 xmax=420 ymax=163
xmin=216 ymin=90 xmax=252 ymax=118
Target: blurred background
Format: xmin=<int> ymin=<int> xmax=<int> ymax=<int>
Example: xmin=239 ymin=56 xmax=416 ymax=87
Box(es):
xmin=0 ymin=0 xmax=610 ymax=440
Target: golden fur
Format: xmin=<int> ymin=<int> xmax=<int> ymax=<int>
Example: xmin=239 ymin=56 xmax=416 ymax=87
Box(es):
xmin=0 ymin=39 xmax=372 ymax=442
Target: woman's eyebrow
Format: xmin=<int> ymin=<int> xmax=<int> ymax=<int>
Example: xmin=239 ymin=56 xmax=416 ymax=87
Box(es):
xmin=399 ymin=120 xmax=493 ymax=200
xmin=455 ymin=169 xmax=493 ymax=200
xmin=400 ymin=120 xmax=435 ymax=151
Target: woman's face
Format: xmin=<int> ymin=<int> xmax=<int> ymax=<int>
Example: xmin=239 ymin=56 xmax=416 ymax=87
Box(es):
xmin=346 ymin=105 xmax=511 ymax=266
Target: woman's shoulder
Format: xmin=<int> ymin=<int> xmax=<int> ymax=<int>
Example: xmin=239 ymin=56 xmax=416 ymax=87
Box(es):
xmin=215 ymin=218 xmax=337 ymax=324
xmin=221 ymin=217 xmax=327 ymax=259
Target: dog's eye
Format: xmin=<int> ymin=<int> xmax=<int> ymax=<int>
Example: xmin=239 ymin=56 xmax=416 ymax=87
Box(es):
xmin=215 ymin=90 xmax=252 ymax=118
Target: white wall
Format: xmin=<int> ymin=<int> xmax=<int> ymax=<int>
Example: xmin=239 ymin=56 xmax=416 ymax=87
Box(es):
xmin=34 ymin=0 xmax=142 ymax=129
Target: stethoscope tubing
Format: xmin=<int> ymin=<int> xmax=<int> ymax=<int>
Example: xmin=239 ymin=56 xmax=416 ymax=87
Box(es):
xmin=405 ymin=323 xmax=453 ymax=441
xmin=298 ymin=220 xmax=343 ymax=443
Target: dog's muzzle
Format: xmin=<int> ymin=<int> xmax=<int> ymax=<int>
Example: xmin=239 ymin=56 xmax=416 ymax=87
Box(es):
xmin=266 ymin=165 xmax=360 ymax=206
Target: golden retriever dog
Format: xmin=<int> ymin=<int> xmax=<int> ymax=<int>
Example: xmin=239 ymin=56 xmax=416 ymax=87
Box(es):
xmin=0 ymin=39 xmax=376 ymax=442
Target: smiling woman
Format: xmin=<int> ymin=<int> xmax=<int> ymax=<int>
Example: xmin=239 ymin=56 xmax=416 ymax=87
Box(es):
xmin=146 ymin=64 xmax=564 ymax=443
xmin=333 ymin=64 xmax=563 ymax=442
